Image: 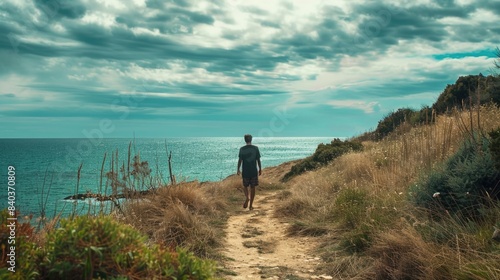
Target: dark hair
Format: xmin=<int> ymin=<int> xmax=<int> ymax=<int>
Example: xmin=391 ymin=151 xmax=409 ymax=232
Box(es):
xmin=244 ymin=134 xmax=252 ymax=143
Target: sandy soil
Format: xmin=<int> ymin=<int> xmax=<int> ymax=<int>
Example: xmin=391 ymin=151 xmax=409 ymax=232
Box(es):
xmin=221 ymin=189 xmax=332 ymax=279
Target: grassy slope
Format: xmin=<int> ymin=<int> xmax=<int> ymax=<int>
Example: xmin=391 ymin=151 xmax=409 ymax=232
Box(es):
xmin=274 ymin=105 xmax=500 ymax=279
xmin=117 ymin=104 xmax=500 ymax=279
xmin=10 ymin=105 xmax=499 ymax=279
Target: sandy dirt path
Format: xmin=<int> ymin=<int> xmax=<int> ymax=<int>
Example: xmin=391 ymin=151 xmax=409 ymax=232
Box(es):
xmin=221 ymin=191 xmax=332 ymax=279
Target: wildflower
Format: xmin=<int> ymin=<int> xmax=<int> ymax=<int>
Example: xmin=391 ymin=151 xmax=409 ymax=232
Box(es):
xmin=433 ymin=192 xmax=440 ymax=198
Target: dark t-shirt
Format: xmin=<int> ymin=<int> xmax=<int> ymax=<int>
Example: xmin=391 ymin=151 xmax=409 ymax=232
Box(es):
xmin=239 ymin=145 xmax=261 ymax=178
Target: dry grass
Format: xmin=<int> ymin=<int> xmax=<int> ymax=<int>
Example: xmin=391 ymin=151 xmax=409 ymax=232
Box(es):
xmin=117 ymin=168 xmax=292 ymax=260
xmin=119 ymin=180 xmax=237 ymax=258
xmin=85 ymin=105 xmax=500 ymax=278
xmin=361 ymin=227 xmax=454 ymax=280
xmin=80 ymin=104 xmax=498 ymax=279
xmin=30 ymin=213 xmax=62 ymax=247
xmin=281 ymin=105 xmax=500 ymax=210
xmin=275 ymin=105 xmax=500 ymax=278
xmin=287 ymin=220 xmax=330 ymax=237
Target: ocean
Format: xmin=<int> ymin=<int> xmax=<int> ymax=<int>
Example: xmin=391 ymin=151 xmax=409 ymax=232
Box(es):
xmin=0 ymin=137 xmax=334 ymax=219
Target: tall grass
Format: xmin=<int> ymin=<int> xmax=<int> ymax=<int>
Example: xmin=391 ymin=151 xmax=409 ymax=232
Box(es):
xmin=8 ymin=102 xmax=499 ymax=278
xmin=2 ymin=143 xmax=246 ymax=277
xmin=118 ymin=173 xmax=260 ymax=261
xmin=276 ymin=104 xmax=500 ymax=278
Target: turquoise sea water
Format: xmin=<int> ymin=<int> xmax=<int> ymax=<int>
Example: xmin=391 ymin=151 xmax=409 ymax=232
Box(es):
xmin=0 ymin=137 xmax=334 ymax=219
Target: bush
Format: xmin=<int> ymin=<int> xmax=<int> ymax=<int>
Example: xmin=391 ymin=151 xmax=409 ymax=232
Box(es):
xmin=489 ymin=127 xmax=500 ymax=171
xmin=338 ymin=226 xmax=372 ymax=254
xmin=40 ymin=215 xmax=215 ymax=279
xmin=282 ymin=139 xmax=362 ymax=181
xmin=331 ymin=188 xmax=368 ymax=229
xmin=411 ymin=136 xmax=500 ymax=219
xmin=356 ymin=74 xmax=500 ymax=142
xmin=330 ymin=189 xmax=374 ymax=254
xmin=409 ymin=105 xmax=434 ymax=126
xmin=432 ymin=74 xmax=500 ymax=114
xmin=0 ymin=210 xmax=39 ymax=279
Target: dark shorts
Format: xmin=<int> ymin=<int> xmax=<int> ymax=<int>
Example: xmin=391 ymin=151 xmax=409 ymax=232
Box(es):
xmin=242 ymin=177 xmax=259 ymax=187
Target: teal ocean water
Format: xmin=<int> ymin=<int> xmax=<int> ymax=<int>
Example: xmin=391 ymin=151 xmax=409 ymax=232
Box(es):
xmin=0 ymin=137 xmax=334 ymax=219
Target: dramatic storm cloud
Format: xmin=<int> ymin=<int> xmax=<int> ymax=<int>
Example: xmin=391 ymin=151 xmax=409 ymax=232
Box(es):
xmin=0 ymin=0 xmax=499 ymax=137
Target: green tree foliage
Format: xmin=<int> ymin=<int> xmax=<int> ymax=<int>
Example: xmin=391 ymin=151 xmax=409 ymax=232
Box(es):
xmin=357 ymin=74 xmax=500 ymax=142
xmin=409 ymin=105 xmax=433 ymax=125
xmin=358 ymin=106 xmax=434 ymax=142
xmin=411 ymin=136 xmax=500 ymax=220
xmin=373 ymin=108 xmax=415 ymax=140
xmin=282 ymin=138 xmax=362 ymax=181
xmin=432 ymin=75 xmax=500 ymax=114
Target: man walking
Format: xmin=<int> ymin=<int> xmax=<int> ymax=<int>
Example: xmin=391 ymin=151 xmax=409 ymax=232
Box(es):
xmin=237 ymin=134 xmax=262 ymax=210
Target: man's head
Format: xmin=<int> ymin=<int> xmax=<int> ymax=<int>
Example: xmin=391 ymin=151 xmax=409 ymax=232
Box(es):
xmin=244 ymin=134 xmax=252 ymax=144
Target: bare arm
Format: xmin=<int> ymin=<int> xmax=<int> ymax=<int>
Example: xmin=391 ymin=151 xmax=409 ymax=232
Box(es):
xmin=237 ymin=159 xmax=242 ymax=175
xmin=257 ymin=158 xmax=262 ymax=176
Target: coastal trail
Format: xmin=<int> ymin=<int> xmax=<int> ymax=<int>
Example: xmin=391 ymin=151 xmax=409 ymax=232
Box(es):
xmin=221 ymin=188 xmax=331 ymax=279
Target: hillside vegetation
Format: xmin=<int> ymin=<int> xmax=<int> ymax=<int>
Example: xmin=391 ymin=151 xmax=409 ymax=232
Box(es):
xmin=358 ymin=74 xmax=500 ymax=141
xmin=282 ymin=138 xmax=363 ymax=182
xmin=1 ymin=74 xmax=500 ymax=279
xmin=274 ymin=73 xmax=500 ymax=278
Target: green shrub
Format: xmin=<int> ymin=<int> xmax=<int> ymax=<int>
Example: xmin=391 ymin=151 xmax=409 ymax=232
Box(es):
xmin=411 ymin=136 xmax=500 ymax=219
xmin=432 ymin=74 xmax=500 ymax=114
xmin=281 ymin=155 xmax=318 ymax=182
xmin=339 ymin=226 xmax=372 ymax=254
xmin=489 ymin=127 xmax=500 ymax=172
xmin=374 ymin=108 xmax=415 ymax=140
xmin=40 ymin=215 xmax=215 ymax=279
xmin=432 ymin=75 xmax=479 ymax=114
xmin=282 ymin=139 xmax=362 ymax=181
xmin=356 ymin=74 xmax=500 ymax=142
xmin=330 ymin=189 xmax=375 ymax=254
xmin=331 ymin=188 xmax=368 ymax=229
xmin=0 ymin=210 xmax=40 ymax=280
xmin=356 ymin=74 xmax=500 ymax=141
xmin=409 ymin=105 xmax=434 ymax=126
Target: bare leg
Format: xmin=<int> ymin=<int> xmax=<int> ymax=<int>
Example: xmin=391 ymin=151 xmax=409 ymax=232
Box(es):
xmin=249 ymin=186 xmax=256 ymax=210
xmin=243 ymin=187 xmax=249 ymax=208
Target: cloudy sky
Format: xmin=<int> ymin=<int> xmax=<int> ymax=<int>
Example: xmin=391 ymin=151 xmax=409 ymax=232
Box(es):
xmin=0 ymin=0 xmax=499 ymax=138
